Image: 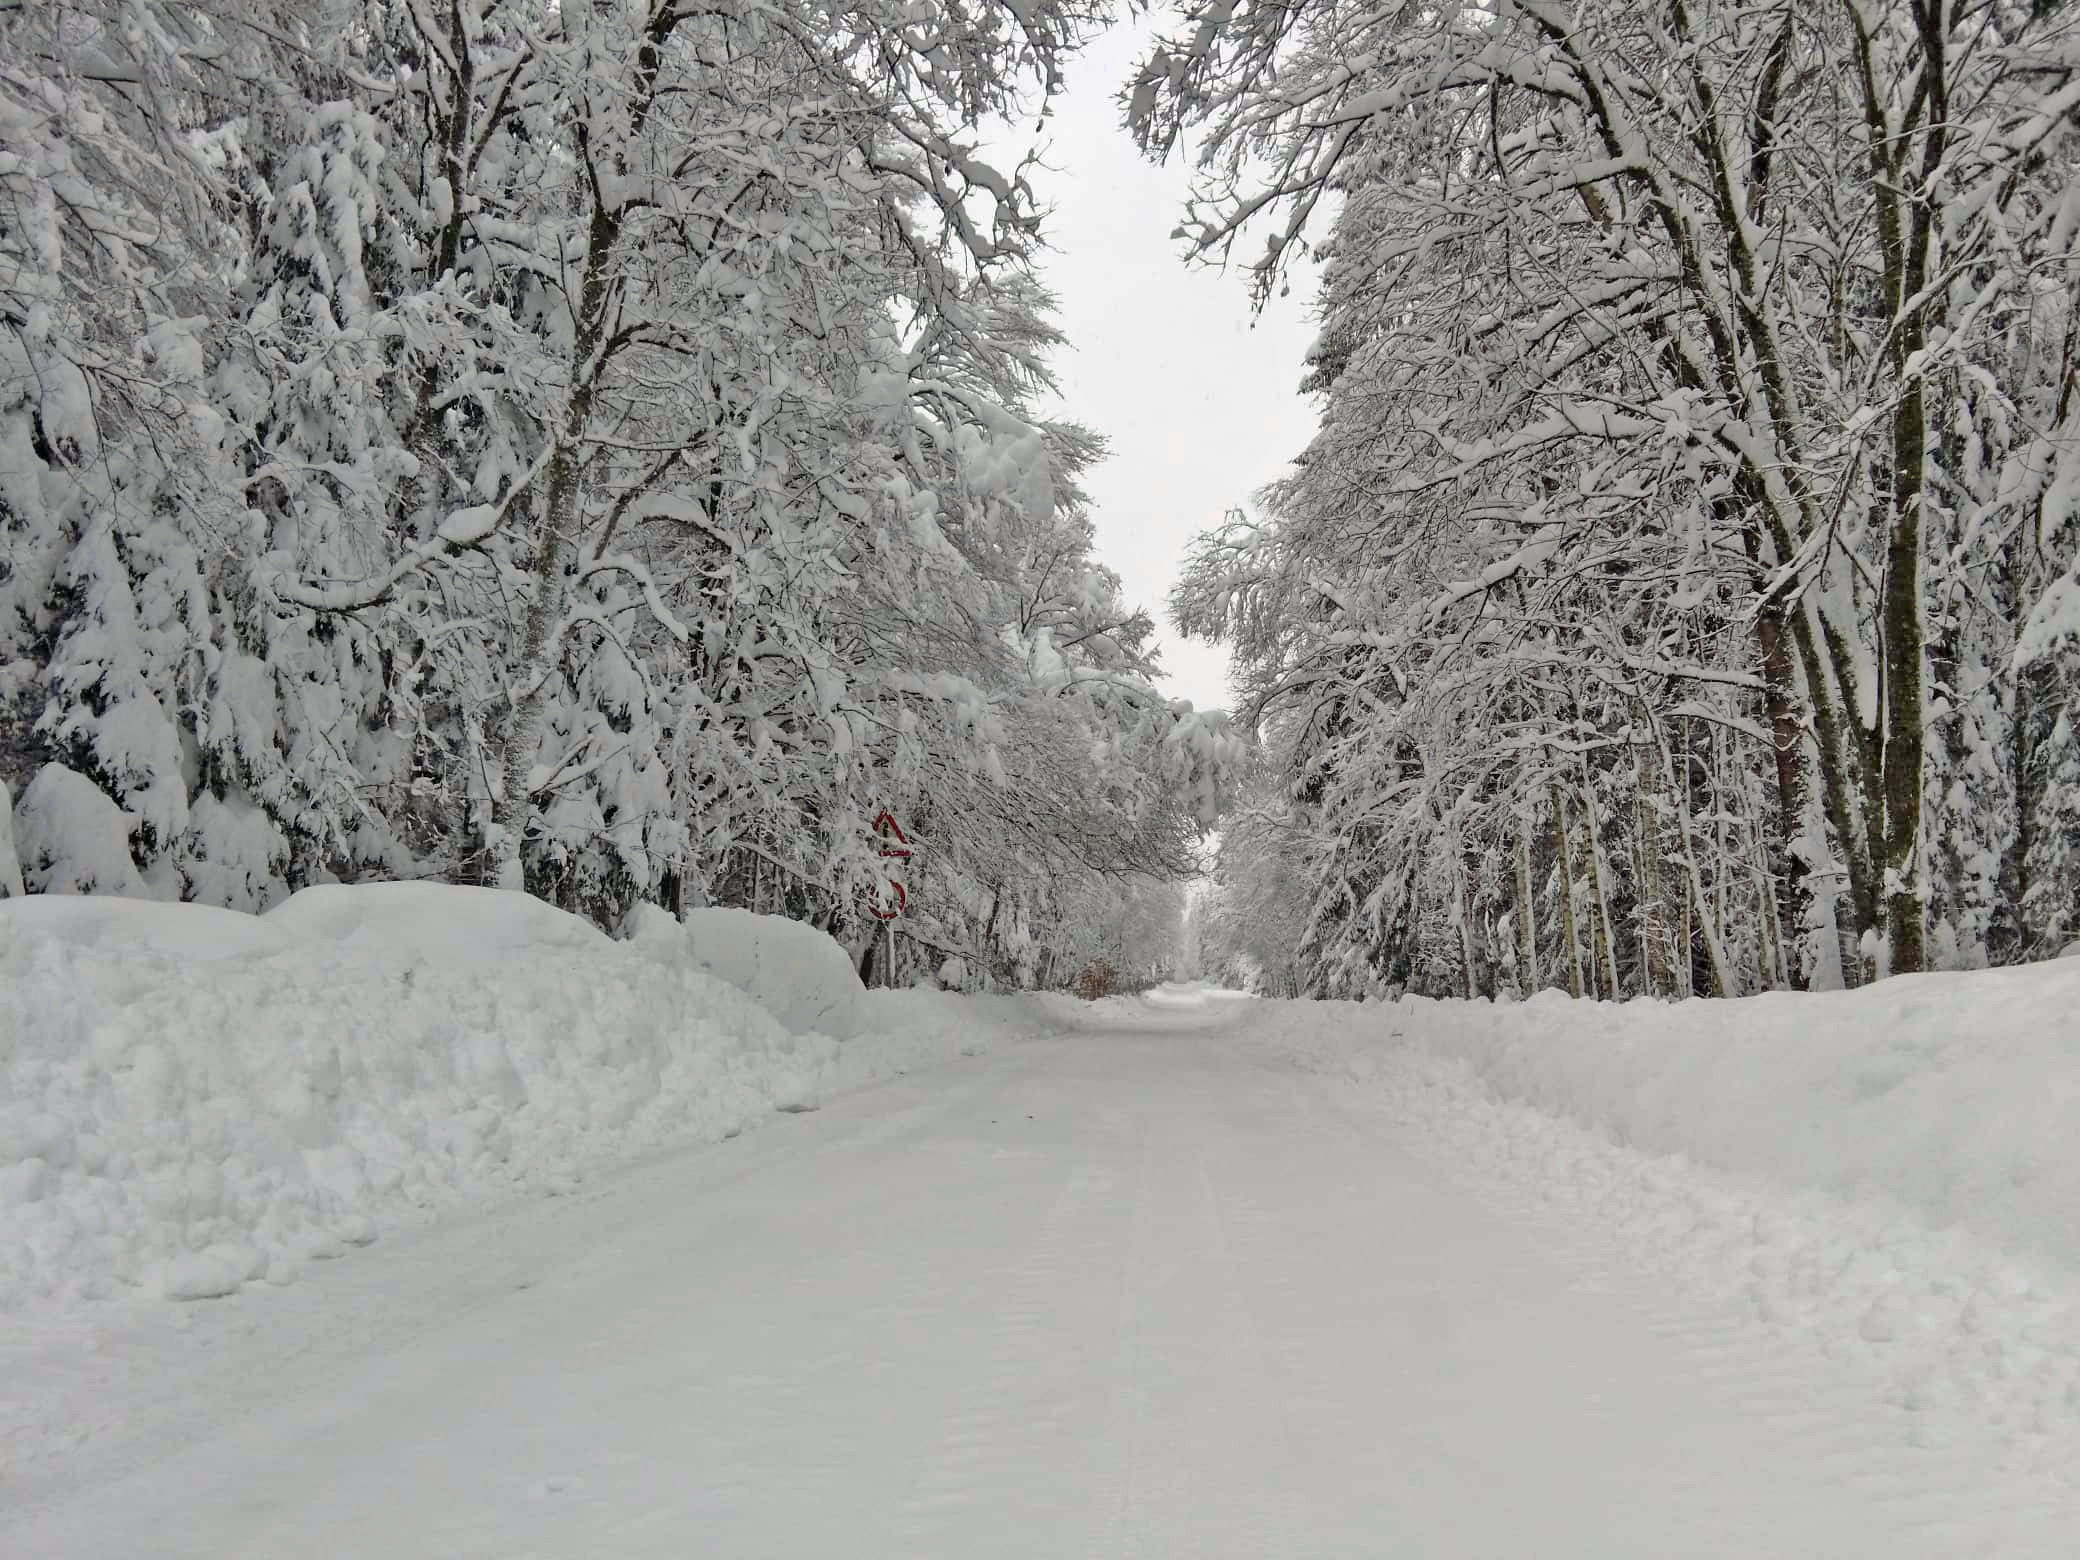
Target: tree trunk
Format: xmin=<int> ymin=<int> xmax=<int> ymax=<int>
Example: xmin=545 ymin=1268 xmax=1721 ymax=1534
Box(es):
xmin=1633 ymin=746 xmax=1663 ymax=999
xmin=1516 ymin=814 xmax=1540 ymax=996
xmin=1711 ymin=724 xmax=1729 ymax=963
xmin=1554 ymin=789 xmax=1583 ymax=999
xmin=1654 ymin=718 xmax=1734 ymax=997
xmin=1753 ymin=823 xmax=1782 ymax=991
xmin=488 ymin=202 xmax=619 ymax=888
xmin=1457 ymin=869 xmax=1478 ymax=1002
xmin=1755 ymin=599 xmax=1810 ymax=987
xmin=489 ymin=438 xmax=582 ymax=887
xmin=1579 ymin=753 xmax=1620 ymax=1000
xmin=1848 ymin=0 xmax=1947 ymax=975
xmin=1879 ymin=403 xmax=1929 ymax=974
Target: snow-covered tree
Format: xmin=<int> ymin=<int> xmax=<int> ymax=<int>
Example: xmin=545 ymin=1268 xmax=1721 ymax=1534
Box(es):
xmin=4 ymin=0 xmax=1233 ymax=987
xmin=1151 ymin=0 xmax=2080 ymax=993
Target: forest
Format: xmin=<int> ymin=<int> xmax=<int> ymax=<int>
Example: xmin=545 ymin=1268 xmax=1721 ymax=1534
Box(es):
xmin=6 ymin=1 xmax=2079 ymax=1001
xmin=0 ymin=0 xmax=1224 ymax=989
xmin=1177 ymin=0 xmax=2080 ymax=998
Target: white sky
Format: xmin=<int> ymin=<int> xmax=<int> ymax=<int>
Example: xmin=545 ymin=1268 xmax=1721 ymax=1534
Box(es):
xmin=998 ymin=17 xmax=1321 ymax=715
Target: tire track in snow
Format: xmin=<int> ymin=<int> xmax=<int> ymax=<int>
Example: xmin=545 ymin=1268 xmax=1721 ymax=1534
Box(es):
xmin=889 ymin=1156 xmax=1129 ymax=1554
xmin=1076 ymin=1133 xmax=1151 ymax=1560
xmin=1080 ymin=1068 xmax=1316 ymax=1559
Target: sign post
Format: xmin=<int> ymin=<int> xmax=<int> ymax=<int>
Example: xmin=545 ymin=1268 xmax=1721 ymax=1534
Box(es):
xmin=867 ymin=810 xmax=912 ymax=988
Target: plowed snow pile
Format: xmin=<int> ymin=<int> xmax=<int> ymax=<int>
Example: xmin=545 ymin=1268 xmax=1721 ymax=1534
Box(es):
xmin=1266 ymin=962 xmax=2080 ymax=1272
xmin=0 ymin=886 xmax=1073 ymax=1314
xmin=1256 ymin=966 xmax=2080 ymax=1529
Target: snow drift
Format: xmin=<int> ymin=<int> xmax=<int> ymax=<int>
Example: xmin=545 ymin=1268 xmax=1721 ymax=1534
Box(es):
xmin=626 ymin=903 xmax=867 ymax=1039
xmin=1268 ymin=963 xmax=2080 ymax=1274
xmin=0 ymin=886 xmax=1069 ymax=1314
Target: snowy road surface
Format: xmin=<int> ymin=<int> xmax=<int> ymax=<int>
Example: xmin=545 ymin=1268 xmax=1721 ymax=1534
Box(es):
xmin=0 ymin=992 xmax=2054 ymax=1556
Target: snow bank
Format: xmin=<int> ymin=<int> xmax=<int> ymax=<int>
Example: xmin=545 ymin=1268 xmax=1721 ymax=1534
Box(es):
xmin=0 ymin=887 xmax=1063 ymax=1315
xmin=626 ymin=904 xmax=865 ymax=1039
xmin=621 ymin=906 xmax=1103 ymax=1086
xmin=1268 ymin=993 xmax=2080 ymax=1534
xmin=267 ymin=880 xmax=609 ymax=962
xmin=1266 ymin=962 xmax=2080 ymax=1273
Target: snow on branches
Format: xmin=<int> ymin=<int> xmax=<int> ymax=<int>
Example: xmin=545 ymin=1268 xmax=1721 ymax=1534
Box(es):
xmin=1158 ymin=0 xmax=2080 ymax=995
xmin=3 ymin=0 xmax=1214 ymax=990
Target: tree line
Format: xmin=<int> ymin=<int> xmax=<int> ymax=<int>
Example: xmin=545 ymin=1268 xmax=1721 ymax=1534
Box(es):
xmin=0 ymin=0 xmax=1228 ymax=988
xmin=1166 ymin=0 xmax=2080 ymax=996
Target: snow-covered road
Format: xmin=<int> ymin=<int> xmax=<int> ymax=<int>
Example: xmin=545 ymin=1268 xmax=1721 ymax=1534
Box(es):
xmin=0 ymin=994 xmax=2056 ymax=1556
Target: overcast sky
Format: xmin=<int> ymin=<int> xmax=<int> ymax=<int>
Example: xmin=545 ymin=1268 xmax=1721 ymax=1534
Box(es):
xmin=999 ymin=17 xmax=1321 ymax=715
